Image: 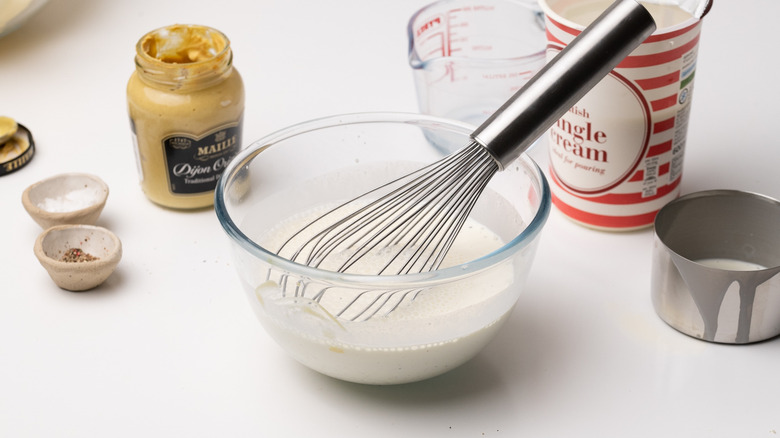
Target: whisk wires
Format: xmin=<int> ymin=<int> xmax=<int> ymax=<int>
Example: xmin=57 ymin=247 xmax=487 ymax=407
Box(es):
xmin=276 ymin=141 xmax=499 ymax=276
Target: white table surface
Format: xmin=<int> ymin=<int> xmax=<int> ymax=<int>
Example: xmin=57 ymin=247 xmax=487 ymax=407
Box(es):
xmin=2 ymin=0 xmax=778 ymax=436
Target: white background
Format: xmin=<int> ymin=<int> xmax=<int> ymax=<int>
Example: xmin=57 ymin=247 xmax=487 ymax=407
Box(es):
xmin=2 ymin=0 xmax=779 ymax=436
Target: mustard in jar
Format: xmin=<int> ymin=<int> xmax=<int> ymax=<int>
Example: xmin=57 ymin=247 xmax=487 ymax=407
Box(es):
xmin=127 ymin=24 xmax=244 ymax=209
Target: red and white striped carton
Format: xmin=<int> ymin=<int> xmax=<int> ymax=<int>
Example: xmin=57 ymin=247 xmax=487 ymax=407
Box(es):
xmin=539 ymin=0 xmax=706 ymax=231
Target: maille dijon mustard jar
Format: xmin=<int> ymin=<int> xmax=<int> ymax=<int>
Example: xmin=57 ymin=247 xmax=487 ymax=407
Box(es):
xmin=127 ymin=24 xmax=244 ymax=209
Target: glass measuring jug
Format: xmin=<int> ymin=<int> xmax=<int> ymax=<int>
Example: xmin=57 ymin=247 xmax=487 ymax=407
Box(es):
xmin=408 ymin=0 xmax=547 ymax=138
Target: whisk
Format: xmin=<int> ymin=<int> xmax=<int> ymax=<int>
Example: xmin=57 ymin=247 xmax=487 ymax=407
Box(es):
xmin=276 ymin=0 xmax=657 ymax=319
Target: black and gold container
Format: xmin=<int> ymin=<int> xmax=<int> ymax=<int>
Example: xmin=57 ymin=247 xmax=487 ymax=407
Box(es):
xmin=0 ymin=117 xmax=35 ymax=177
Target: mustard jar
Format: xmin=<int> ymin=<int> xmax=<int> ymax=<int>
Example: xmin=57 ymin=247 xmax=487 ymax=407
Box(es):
xmin=127 ymin=24 xmax=244 ymax=209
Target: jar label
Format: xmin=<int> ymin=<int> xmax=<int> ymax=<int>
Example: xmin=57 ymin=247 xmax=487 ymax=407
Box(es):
xmin=548 ymin=72 xmax=649 ymax=195
xmin=162 ymin=120 xmax=242 ymax=195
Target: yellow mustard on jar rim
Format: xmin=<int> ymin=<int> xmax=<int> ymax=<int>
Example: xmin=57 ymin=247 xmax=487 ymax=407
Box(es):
xmin=0 ymin=116 xmax=18 ymax=144
xmin=127 ymin=24 xmax=244 ymax=209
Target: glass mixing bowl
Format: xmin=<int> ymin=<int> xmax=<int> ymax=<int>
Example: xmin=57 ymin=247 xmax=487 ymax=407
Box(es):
xmin=215 ymin=113 xmax=550 ymax=385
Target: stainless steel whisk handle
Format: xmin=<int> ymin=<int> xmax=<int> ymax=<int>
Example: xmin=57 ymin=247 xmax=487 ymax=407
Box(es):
xmin=472 ymin=0 xmax=657 ymax=169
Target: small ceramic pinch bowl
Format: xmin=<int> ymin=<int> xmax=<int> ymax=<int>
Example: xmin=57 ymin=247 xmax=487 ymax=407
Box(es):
xmin=22 ymin=173 xmax=109 ymax=229
xmin=34 ymin=224 xmax=122 ymax=291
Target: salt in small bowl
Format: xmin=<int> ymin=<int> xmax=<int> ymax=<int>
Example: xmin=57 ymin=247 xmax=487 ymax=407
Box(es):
xmin=34 ymin=224 xmax=122 ymax=291
xmin=22 ymin=173 xmax=109 ymax=229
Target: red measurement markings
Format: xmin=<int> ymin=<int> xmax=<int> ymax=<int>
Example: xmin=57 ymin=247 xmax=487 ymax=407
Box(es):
xmin=419 ymin=32 xmax=446 ymax=59
xmin=415 ymin=16 xmax=441 ymax=37
xmin=445 ymin=8 xmax=469 ymax=57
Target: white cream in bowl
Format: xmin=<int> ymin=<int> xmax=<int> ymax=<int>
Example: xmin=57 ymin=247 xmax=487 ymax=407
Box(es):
xmin=247 ymin=210 xmax=517 ymax=385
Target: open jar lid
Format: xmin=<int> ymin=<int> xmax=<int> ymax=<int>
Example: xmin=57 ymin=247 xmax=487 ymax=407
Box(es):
xmin=0 ymin=119 xmax=35 ymax=177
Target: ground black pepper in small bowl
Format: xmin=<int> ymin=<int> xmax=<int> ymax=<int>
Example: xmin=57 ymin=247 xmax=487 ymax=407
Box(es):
xmin=61 ymin=248 xmax=99 ymax=263
xmin=34 ymin=224 xmax=122 ymax=291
